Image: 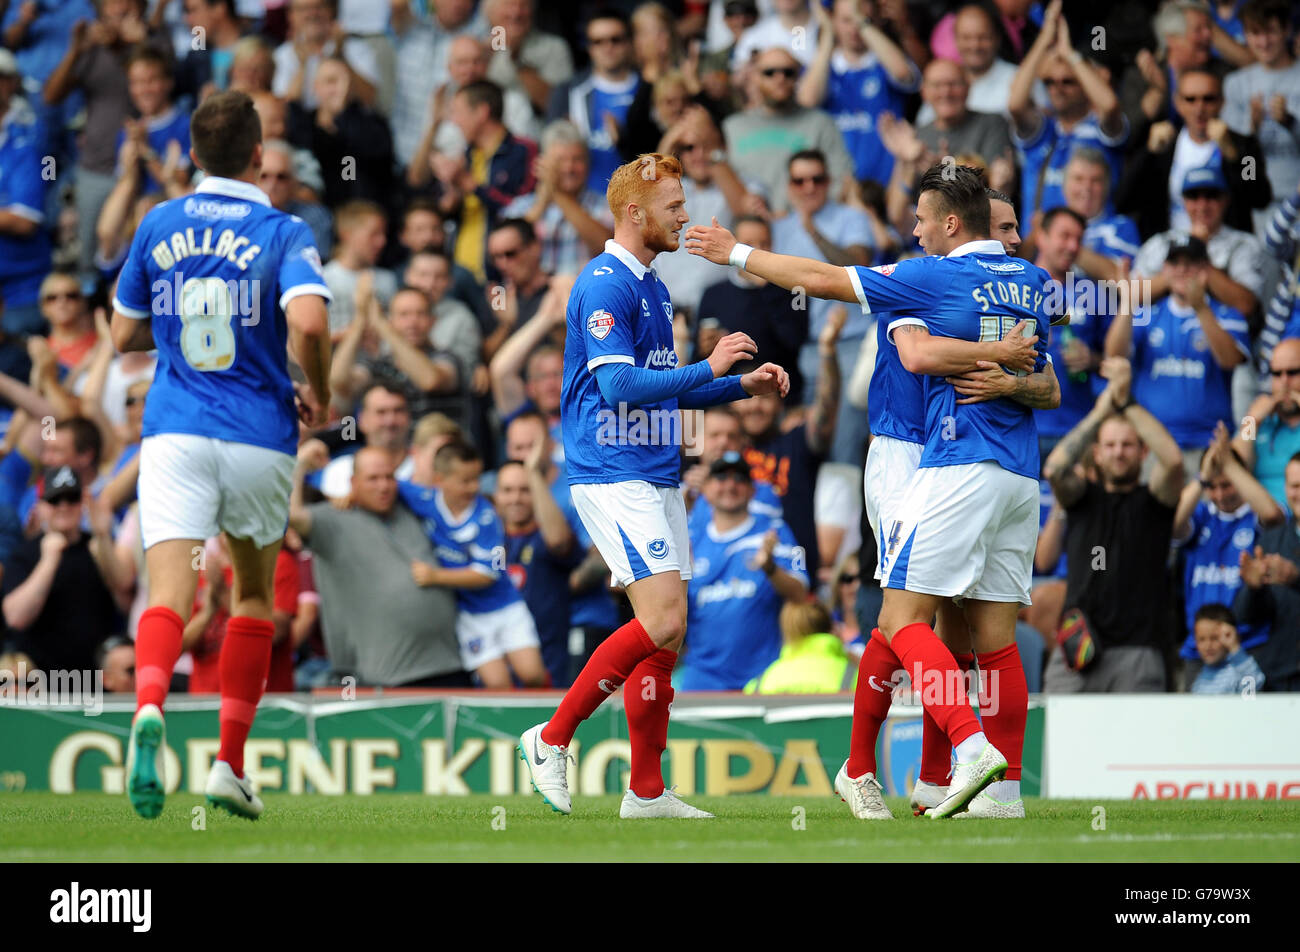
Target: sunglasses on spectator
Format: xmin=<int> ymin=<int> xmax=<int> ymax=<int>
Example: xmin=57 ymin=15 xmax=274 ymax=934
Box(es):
xmin=1183 ymin=190 xmax=1222 ymax=201
xmin=1043 ymin=77 xmax=1079 ymax=88
xmin=589 ymin=34 xmax=627 ymax=46
xmin=838 ymin=573 xmax=859 ymax=585
xmin=1181 ymin=94 xmax=1220 ymax=103
xmin=1269 ymin=367 xmax=1300 ymax=378
xmin=762 ymin=67 xmax=798 ymax=79
xmin=42 ymin=290 xmax=81 ymax=303
xmin=791 ymin=174 xmax=828 ymax=186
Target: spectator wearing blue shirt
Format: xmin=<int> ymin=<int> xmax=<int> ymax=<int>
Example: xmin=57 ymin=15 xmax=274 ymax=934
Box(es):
xmin=406 ymin=440 xmax=548 ymax=689
xmin=0 ymin=50 xmax=51 ymax=336
xmin=1055 ymin=148 xmax=1140 ymax=282
xmin=772 ymin=150 xmax=870 ymax=467
xmin=1234 ymin=338 xmax=1300 ymax=508
xmin=1106 ymin=235 xmax=1251 ymax=470
xmin=1007 ymin=3 xmax=1127 ymax=228
xmin=1190 ymin=603 xmax=1265 ymax=694
xmin=114 ymin=47 xmax=191 ymax=196
xmin=1174 ymin=425 xmax=1284 ymax=677
xmin=496 ymin=457 xmax=581 ymax=688
xmin=796 ymin=0 xmax=920 ymax=187
xmin=682 ymin=405 xmax=784 ymax=536
xmin=681 ymin=453 xmax=808 ymax=691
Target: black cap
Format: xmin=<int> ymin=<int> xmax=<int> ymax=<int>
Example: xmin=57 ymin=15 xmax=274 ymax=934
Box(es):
xmin=724 ymin=0 xmax=758 ymax=15
xmin=708 ymin=451 xmax=752 ymax=481
xmin=42 ymin=465 xmax=82 ymax=503
xmin=1165 ymin=234 xmax=1209 ymax=264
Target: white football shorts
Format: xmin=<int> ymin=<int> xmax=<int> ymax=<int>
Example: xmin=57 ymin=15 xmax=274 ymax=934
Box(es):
xmin=138 ymin=433 xmax=294 ymax=549
xmin=863 ymin=435 xmax=924 ymax=581
xmin=456 ymin=600 xmax=541 ymax=671
xmin=570 ymin=481 xmax=691 ymax=588
xmin=877 ymin=460 xmax=1038 ymax=604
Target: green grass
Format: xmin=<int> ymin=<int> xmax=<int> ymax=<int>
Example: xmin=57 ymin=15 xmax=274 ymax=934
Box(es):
xmin=3 ymin=793 xmax=1299 ymax=862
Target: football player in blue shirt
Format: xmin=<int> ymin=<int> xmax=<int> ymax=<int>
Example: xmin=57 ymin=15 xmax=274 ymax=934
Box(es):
xmin=687 ymin=163 xmax=1057 ymax=818
xmin=404 ymin=440 xmax=549 ymax=689
xmin=519 ymin=152 xmax=791 ymax=820
xmin=1104 ymin=235 xmax=1251 ymax=456
xmin=681 ymin=452 xmax=808 ymax=691
xmin=111 ymin=91 xmax=332 ymax=820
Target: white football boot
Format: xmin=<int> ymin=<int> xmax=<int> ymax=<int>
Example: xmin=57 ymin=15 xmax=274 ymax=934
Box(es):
xmin=954 ymin=790 xmax=1026 ymax=818
xmin=126 ymin=704 xmax=166 ymax=819
xmin=834 ymin=760 xmax=894 ymax=819
xmin=909 ymin=779 xmax=948 ymax=816
xmin=619 ymin=787 xmax=714 ymax=819
xmin=205 ymin=760 xmax=265 ymax=820
xmin=519 ymin=722 xmax=573 ymax=814
xmin=929 ymin=743 xmax=1007 ymax=819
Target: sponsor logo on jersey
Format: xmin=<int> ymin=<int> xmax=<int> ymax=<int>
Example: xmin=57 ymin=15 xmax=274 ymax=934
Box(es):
xmin=593 ymin=266 xmax=614 ymax=276
xmin=588 ymin=309 xmax=615 ymax=340
xmin=643 ymin=346 xmax=677 ymax=369
xmin=183 ymin=198 xmax=252 ymax=220
xmin=1190 ymin=563 xmax=1241 ymax=588
xmin=874 ymin=263 xmax=896 ymax=276
xmin=641 ymin=298 xmax=651 ymax=318
xmin=597 ymin=679 xmax=618 ymax=694
xmin=300 ymin=246 xmax=324 ymax=277
xmin=1150 ymin=355 xmax=1207 ymax=380
xmin=647 ymin=538 xmax=668 ymax=559
xmin=696 ymin=576 xmax=758 ymax=604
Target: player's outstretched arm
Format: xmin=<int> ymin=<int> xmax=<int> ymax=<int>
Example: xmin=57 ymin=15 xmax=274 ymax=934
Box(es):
xmin=684 ymin=219 xmax=858 ymax=304
xmin=595 ymin=331 xmax=757 ymax=408
xmin=287 ymin=295 xmax=332 ymax=427
xmin=110 ymin=310 xmax=156 ymax=354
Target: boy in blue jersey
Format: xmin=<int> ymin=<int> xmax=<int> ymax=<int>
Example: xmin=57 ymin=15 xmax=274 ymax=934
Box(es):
xmin=110 ymin=91 xmax=332 ymax=821
xmin=687 ymin=164 xmax=1057 ymax=818
xmin=405 ymin=440 xmax=548 ymax=689
xmin=116 ymin=47 xmax=191 ymax=196
xmin=519 ymin=152 xmax=791 ymax=820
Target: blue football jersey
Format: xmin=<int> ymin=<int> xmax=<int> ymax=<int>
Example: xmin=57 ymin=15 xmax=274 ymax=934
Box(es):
xmin=825 ymin=51 xmax=919 ymax=186
xmin=1131 ymin=297 xmax=1250 ymax=448
xmin=867 ymin=308 xmax=926 ymax=445
xmin=1034 ymin=279 xmax=1111 ymax=440
xmin=686 ymin=479 xmax=784 ymax=537
xmin=562 ymin=240 xmax=685 ymax=488
xmin=683 ymin=515 xmax=807 ymax=691
xmin=0 ymin=104 xmax=52 ymax=301
xmin=1015 ymin=114 xmax=1127 ymax=223
xmin=398 ymin=482 xmax=521 ymax=614
xmin=113 ymin=177 xmax=331 ymax=456
xmin=1178 ymin=500 xmax=1268 ymax=658
xmin=848 ymin=243 xmax=1051 ymax=480
xmin=1083 ymin=213 xmax=1141 ymax=264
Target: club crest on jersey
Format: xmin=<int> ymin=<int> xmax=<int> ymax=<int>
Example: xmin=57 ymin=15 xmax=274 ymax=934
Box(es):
xmin=647 ymin=538 xmax=668 ymax=559
xmin=588 ymin=309 xmax=615 ymax=340
xmin=662 ymin=302 xmax=673 ymax=323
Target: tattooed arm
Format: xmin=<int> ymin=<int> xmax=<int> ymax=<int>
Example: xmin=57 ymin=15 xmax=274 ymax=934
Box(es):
xmin=946 ymin=358 xmax=1061 ymax=409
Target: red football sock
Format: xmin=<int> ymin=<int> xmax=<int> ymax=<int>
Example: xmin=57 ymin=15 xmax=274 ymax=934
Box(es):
xmin=624 ymin=648 xmax=676 ymax=799
xmin=976 ymin=643 xmax=1027 ymax=781
xmin=217 ymin=617 xmax=274 ymax=777
xmin=542 ymin=619 xmax=656 ymax=748
xmin=891 ymin=623 xmax=981 ymax=748
xmin=918 ymin=652 xmax=972 ymax=785
xmin=135 ymin=606 xmax=184 ymax=712
xmin=846 ymin=629 xmax=902 ymax=777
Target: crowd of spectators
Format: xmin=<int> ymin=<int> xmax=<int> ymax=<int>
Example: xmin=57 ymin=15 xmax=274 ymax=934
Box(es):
xmin=0 ymin=0 xmax=1297 ymax=698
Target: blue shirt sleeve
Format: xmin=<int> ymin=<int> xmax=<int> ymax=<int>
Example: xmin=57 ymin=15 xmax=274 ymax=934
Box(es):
xmin=277 ymin=218 xmax=332 ymax=311
xmin=592 ymin=360 xmax=713 ymax=407
xmin=772 ymin=520 xmax=808 ymax=586
xmin=677 ymin=375 xmax=748 ymax=408
xmin=0 ymin=129 xmax=46 ymax=220
xmin=845 ymin=257 xmax=945 ymax=317
xmin=467 ymin=505 xmax=505 ymax=578
xmin=575 ymin=280 xmax=638 ymax=372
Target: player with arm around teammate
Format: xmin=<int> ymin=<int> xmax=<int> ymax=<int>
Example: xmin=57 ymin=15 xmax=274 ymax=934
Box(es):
xmin=112 ymin=91 xmax=332 ymax=820
xmin=687 ymin=164 xmax=1054 ymax=818
xmin=518 ymin=153 xmax=790 ymax=819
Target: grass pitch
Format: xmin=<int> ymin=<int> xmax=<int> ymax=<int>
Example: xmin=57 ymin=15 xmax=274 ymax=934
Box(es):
xmin=3 ymin=793 xmax=1299 ymax=862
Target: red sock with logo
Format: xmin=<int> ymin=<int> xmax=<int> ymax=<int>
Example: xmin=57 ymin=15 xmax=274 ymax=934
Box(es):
xmin=976 ymin=643 xmax=1027 ymax=781
xmin=918 ymin=652 xmax=973 ymax=785
xmin=624 ymin=648 xmax=676 ymax=799
xmin=846 ymin=629 xmax=902 ymax=777
xmin=890 ymin=623 xmax=981 ymax=748
xmin=135 ymin=606 xmax=184 ymax=712
xmin=542 ymin=619 xmax=656 ymax=748
xmin=217 ymin=617 xmax=274 ymax=777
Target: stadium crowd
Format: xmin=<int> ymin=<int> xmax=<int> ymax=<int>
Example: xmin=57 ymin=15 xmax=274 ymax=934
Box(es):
xmin=0 ymin=0 xmax=1297 ymax=697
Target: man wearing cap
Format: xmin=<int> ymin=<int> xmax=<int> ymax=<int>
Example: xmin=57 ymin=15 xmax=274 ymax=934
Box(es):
xmin=1 ymin=465 xmax=124 ymax=675
xmin=680 ymin=451 xmax=808 ymax=691
xmin=0 ymin=48 xmax=52 ymax=336
xmin=1107 ymin=234 xmax=1252 ymax=472
xmin=1132 ymin=165 xmax=1268 ymax=322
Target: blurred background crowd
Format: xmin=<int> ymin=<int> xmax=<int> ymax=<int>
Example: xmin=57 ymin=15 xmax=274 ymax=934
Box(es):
xmin=0 ymin=0 xmax=1296 ymax=698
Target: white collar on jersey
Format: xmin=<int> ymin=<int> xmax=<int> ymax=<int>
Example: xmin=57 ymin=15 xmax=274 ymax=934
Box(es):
xmin=604 ymin=239 xmax=655 ymax=280
xmin=195 ymin=175 xmax=271 ymax=207
xmin=946 ymin=239 xmax=1006 ymax=258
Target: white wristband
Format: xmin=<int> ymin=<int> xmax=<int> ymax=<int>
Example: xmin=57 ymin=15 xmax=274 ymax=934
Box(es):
xmin=729 ymin=243 xmax=754 ymax=270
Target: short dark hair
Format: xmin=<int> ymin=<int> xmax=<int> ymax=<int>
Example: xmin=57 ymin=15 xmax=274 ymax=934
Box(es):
xmin=61 ymin=416 xmax=103 ymax=467
xmin=1177 ymin=67 xmax=1222 ymax=92
xmin=732 ymin=214 xmax=771 ymax=236
xmin=404 ymin=197 xmax=443 ymax=224
xmin=490 ymin=217 xmax=536 ymax=246
xmin=1194 ymin=603 xmax=1235 ymax=627
xmin=586 ymin=8 xmax=630 ymax=36
xmin=434 ymin=439 xmax=482 ymax=473
xmin=456 ymin=80 xmax=504 ymax=123
xmin=985 ymin=187 xmax=1015 ymax=208
xmin=1288 ymin=450 xmax=1300 ymax=468
xmin=392 ymin=286 xmax=432 ymax=311
xmin=361 ymin=380 xmax=409 ymax=408
xmin=508 ymin=408 xmax=549 ymax=432
xmin=1240 ymin=0 xmax=1290 ymax=31
xmin=524 ymin=344 xmax=561 ymax=380
xmin=1040 ymin=206 xmax=1087 ymax=233
xmin=787 ymin=148 xmax=828 ymax=173
xmin=190 ymin=90 xmax=262 ymax=178
xmin=125 ymin=45 xmax=170 ymax=76
xmin=916 ymin=163 xmax=990 ymax=236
